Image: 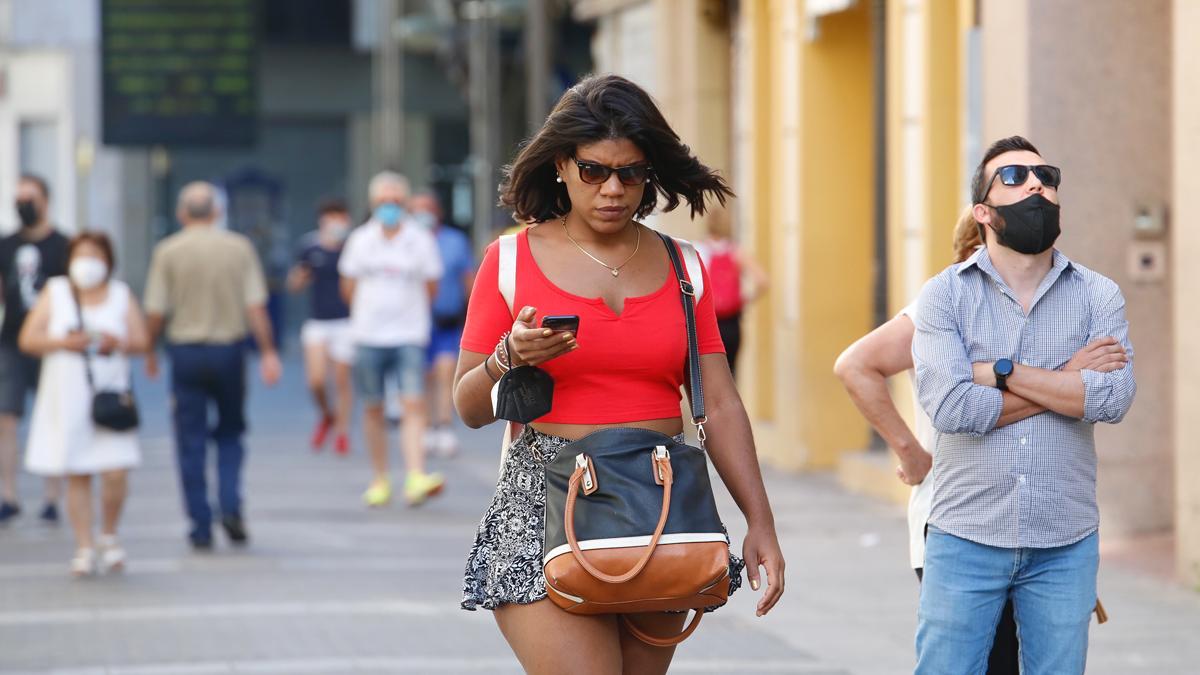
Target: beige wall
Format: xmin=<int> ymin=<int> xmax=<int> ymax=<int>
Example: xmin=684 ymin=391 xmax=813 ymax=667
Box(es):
xmin=1022 ymin=0 xmax=1174 ymax=537
xmin=1173 ymin=0 xmax=1200 ymax=588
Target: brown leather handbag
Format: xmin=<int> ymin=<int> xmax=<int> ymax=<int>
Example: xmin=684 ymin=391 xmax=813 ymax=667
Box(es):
xmin=541 ymin=232 xmax=732 ymax=647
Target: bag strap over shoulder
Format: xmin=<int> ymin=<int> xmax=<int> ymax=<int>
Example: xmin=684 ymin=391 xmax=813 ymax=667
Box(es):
xmin=497 ymin=233 xmax=518 ymax=316
xmin=657 ymin=232 xmax=707 ymax=442
xmin=496 ymin=232 xmax=520 ymax=461
xmin=675 ymin=238 xmax=706 ymax=301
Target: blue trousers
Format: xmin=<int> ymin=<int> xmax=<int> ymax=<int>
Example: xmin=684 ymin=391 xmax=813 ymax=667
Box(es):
xmin=916 ymin=526 xmax=1099 ymax=675
xmin=168 ymin=343 xmax=248 ymax=542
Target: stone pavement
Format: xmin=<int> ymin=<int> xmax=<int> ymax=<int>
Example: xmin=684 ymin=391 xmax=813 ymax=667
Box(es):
xmin=0 ymin=353 xmax=1198 ymax=674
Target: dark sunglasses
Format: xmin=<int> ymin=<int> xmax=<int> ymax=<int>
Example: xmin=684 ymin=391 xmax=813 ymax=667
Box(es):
xmin=979 ymin=164 xmax=1062 ymax=201
xmin=572 ymin=157 xmax=652 ymax=186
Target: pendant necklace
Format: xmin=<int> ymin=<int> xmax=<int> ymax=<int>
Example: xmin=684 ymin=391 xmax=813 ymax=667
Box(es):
xmin=561 ymin=216 xmax=641 ymax=277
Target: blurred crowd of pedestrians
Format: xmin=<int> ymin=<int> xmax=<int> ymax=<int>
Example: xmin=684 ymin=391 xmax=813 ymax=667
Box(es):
xmin=0 ymin=168 xmax=479 ymax=576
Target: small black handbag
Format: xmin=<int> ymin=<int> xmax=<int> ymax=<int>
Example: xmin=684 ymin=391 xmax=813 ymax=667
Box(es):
xmin=72 ymin=286 xmax=139 ymax=432
xmin=541 ymin=231 xmax=729 ymax=647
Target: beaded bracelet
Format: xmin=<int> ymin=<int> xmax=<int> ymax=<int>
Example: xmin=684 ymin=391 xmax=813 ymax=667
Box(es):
xmin=494 ymin=331 xmax=513 ymax=372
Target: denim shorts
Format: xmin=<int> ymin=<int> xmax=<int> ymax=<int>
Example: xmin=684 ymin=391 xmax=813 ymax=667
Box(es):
xmin=353 ymin=344 xmax=426 ymax=403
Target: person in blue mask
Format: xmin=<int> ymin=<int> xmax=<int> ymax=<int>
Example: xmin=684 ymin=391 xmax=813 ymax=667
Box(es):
xmin=409 ymin=191 xmax=475 ymax=458
xmin=338 ymin=172 xmax=445 ymax=507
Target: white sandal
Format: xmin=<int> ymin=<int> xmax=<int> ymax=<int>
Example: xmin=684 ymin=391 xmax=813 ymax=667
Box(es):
xmin=97 ymin=535 xmax=126 ymax=574
xmin=70 ymin=548 xmax=95 ymax=577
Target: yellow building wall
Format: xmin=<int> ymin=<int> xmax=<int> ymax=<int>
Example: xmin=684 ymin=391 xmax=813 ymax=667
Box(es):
xmin=735 ymin=0 xmax=874 ymax=470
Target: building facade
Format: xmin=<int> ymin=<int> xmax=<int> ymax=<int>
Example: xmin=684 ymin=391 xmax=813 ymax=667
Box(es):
xmin=579 ymin=0 xmax=1197 ymax=587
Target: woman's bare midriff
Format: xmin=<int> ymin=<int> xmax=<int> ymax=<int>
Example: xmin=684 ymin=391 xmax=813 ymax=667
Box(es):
xmin=530 ymin=416 xmax=684 ymax=442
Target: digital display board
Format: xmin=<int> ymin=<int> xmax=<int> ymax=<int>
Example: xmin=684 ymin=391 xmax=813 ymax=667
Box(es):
xmin=101 ymin=0 xmax=259 ymax=146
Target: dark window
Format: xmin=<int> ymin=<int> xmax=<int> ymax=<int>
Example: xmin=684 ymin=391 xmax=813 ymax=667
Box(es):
xmin=263 ymin=0 xmax=351 ymax=45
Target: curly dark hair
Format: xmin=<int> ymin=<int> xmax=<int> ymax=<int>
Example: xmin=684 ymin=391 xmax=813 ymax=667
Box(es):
xmin=499 ymin=74 xmax=734 ymax=222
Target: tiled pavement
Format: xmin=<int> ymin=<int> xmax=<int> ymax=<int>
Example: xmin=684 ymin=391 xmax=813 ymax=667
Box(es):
xmin=0 ymin=354 xmax=1197 ymax=674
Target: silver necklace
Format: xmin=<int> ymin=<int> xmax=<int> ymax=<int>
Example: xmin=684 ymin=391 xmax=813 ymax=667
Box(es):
xmin=561 ymin=216 xmax=641 ymax=277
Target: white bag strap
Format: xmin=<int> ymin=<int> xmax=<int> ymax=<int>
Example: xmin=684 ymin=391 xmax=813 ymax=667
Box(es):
xmin=498 ymin=233 xmax=518 ymax=316
xmin=496 ymin=233 xmax=520 ymax=464
xmin=675 ymin=237 xmax=706 ymax=300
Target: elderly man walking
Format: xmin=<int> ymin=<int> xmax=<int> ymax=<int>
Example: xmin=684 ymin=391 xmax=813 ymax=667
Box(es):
xmin=144 ymin=182 xmax=282 ymax=550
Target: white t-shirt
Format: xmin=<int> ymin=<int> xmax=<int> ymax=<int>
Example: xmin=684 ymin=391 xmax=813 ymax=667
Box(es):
xmin=339 ymin=220 xmax=444 ymax=347
xmin=898 ymin=297 xmax=937 ymax=569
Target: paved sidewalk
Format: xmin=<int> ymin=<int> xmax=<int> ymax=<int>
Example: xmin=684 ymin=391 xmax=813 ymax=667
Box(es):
xmin=0 ymin=354 xmax=1197 ymax=674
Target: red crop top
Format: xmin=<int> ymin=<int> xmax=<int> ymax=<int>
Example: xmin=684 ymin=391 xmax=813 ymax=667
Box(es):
xmin=461 ymin=228 xmax=726 ymax=424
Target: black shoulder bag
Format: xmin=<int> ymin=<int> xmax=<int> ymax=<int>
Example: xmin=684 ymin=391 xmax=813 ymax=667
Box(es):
xmin=541 ymin=231 xmax=728 ymax=647
xmin=72 ymin=286 xmax=140 ymax=432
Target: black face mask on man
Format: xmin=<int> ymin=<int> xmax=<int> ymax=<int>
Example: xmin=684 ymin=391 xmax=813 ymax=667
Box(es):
xmin=15 ymin=200 xmax=40 ymax=228
xmin=984 ymin=193 xmax=1061 ymax=255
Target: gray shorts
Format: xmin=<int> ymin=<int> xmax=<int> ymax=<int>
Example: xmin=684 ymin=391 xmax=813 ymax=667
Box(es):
xmin=0 ymin=344 xmax=40 ymax=416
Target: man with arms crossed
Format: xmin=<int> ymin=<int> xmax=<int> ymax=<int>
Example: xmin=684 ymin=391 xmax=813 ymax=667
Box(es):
xmin=913 ymin=136 xmax=1135 ymax=674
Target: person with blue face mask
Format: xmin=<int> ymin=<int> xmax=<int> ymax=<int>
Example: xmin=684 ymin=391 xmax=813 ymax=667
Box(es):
xmin=338 ymin=172 xmax=445 ymax=507
xmin=409 ymin=191 xmax=475 ymax=459
xmin=287 ymin=198 xmax=355 ymax=457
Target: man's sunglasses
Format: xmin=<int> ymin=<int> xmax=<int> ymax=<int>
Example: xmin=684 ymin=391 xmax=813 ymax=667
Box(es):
xmin=573 ymin=157 xmax=652 ymax=186
xmin=978 ymin=164 xmax=1062 ymax=201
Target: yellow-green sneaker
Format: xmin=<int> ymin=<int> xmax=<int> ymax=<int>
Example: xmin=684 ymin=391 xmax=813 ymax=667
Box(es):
xmin=404 ymin=472 xmax=445 ymax=507
xmin=362 ymin=477 xmax=392 ymax=507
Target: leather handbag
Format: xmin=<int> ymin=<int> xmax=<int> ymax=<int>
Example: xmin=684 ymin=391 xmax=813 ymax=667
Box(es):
xmin=72 ymin=286 xmax=139 ymax=432
xmin=542 ymin=231 xmax=730 ymax=647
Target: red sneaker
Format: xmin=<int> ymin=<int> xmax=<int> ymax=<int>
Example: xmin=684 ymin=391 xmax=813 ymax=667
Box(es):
xmin=334 ymin=433 xmax=350 ymax=456
xmin=311 ymin=417 xmax=333 ymax=451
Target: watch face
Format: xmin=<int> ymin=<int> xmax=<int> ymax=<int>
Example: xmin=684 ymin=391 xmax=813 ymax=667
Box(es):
xmin=995 ymin=358 xmax=1014 ymax=376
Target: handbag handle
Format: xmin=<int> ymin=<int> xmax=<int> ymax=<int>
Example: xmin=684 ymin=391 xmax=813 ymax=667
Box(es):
xmin=656 ymin=232 xmax=707 ymax=442
xmin=620 ymin=611 xmax=704 ymax=648
xmin=563 ymin=450 xmax=673 ymax=584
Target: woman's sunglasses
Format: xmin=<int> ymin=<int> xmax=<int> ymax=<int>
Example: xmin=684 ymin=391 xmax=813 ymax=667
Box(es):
xmin=573 ymin=157 xmax=652 ymax=186
xmin=979 ymin=164 xmax=1062 ymax=201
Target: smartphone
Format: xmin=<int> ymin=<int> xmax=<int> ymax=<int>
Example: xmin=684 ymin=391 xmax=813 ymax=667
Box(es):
xmin=541 ymin=314 xmax=581 ymax=337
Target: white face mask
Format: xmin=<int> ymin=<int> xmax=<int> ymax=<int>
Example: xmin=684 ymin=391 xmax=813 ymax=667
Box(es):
xmin=69 ymin=257 xmax=109 ymax=290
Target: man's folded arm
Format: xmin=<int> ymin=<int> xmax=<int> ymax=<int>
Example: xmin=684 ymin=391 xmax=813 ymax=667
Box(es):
xmin=912 ymin=277 xmax=1003 ymax=436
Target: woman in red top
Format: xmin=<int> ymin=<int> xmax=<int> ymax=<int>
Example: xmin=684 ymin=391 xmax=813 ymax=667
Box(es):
xmin=455 ymin=74 xmax=785 ymax=674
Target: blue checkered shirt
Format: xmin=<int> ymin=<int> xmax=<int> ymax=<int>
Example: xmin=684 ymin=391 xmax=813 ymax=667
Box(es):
xmin=912 ymin=247 xmax=1136 ymax=549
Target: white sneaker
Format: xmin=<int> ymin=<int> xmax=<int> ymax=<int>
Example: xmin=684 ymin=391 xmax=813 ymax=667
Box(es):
xmin=435 ymin=427 xmax=459 ymax=458
xmin=97 ymin=535 xmax=126 ymax=574
xmin=70 ymin=548 xmax=95 ymax=577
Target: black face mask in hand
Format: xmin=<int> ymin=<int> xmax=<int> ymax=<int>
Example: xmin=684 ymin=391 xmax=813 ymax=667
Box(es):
xmin=15 ymin=200 xmax=39 ymax=228
xmin=985 ymin=193 xmax=1061 ymax=255
xmin=492 ymin=365 xmax=555 ymax=424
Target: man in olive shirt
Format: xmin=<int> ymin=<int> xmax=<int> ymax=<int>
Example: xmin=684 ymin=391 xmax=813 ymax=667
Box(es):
xmin=144 ymin=182 xmax=282 ymax=550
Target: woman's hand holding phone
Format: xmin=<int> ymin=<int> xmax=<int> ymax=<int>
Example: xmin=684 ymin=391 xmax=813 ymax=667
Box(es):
xmin=508 ymin=307 xmax=578 ymax=367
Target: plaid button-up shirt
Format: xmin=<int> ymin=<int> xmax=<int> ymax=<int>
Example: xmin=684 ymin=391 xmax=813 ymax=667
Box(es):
xmin=912 ymin=247 xmax=1136 ymax=549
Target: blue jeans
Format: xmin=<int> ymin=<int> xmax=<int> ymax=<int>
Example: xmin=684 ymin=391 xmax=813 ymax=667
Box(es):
xmin=916 ymin=526 xmax=1098 ymax=675
xmin=168 ymin=343 xmax=248 ymax=543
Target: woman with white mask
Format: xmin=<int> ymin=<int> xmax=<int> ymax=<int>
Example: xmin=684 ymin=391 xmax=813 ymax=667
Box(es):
xmin=19 ymin=232 xmax=149 ymax=576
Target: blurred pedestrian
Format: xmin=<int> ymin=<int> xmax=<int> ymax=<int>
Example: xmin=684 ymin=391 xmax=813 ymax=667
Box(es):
xmin=0 ymin=174 xmax=69 ymax=525
xmin=410 ymin=191 xmax=474 ymax=458
xmin=339 ymin=172 xmax=444 ymax=507
xmin=143 ymin=182 xmax=282 ymax=550
xmin=912 ymin=136 xmax=1135 ymax=673
xmin=694 ymin=210 xmax=767 ymax=376
xmin=19 ymin=232 xmax=149 ymax=576
xmin=456 ymin=74 xmax=784 ymax=673
xmin=288 ymin=198 xmax=354 ymax=456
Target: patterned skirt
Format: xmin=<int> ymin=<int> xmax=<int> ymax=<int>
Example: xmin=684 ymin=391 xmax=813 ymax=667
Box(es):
xmin=461 ymin=426 xmax=744 ymax=611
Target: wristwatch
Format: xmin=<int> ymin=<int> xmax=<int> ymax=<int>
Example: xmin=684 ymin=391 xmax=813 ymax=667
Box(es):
xmin=993 ymin=358 xmax=1014 ymax=391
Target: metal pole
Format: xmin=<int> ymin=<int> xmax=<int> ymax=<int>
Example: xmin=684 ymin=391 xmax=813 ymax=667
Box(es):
xmin=468 ymin=0 xmax=499 ymax=246
xmin=525 ymin=0 xmax=550 ymax=134
xmin=376 ymin=0 xmax=404 ymax=170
